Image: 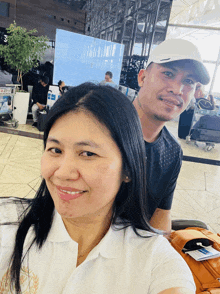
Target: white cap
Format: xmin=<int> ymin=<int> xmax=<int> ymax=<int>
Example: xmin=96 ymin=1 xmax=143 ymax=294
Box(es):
xmin=146 ymin=39 xmax=210 ymax=85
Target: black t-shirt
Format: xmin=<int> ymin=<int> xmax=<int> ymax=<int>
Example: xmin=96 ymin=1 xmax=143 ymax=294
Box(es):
xmin=32 ymin=81 xmax=48 ymax=105
xmin=145 ymin=126 xmax=183 ymax=219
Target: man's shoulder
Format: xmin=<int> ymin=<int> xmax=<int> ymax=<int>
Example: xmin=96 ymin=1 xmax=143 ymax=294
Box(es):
xmin=145 ymin=126 xmax=182 ymax=152
xmin=162 ymin=126 xmax=182 ymax=149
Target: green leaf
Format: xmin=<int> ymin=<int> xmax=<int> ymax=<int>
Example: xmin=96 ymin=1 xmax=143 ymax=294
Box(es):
xmin=0 ymin=22 xmax=50 ymax=88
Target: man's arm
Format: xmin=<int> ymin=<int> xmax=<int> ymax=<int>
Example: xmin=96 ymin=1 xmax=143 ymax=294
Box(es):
xmin=36 ymin=102 xmax=45 ymax=110
xmin=149 ymin=146 xmax=183 ymax=233
xmin=149 ymin=208 xmax=171 ymax=232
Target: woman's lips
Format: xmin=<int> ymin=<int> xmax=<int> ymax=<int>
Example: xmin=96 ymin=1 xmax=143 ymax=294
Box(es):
xmin=56 ymin=186 xmax=86 ymax=201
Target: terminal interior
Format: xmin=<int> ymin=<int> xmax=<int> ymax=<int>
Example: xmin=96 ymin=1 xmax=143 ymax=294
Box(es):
xmin=0 ymin=0 xmax=220 ymax=233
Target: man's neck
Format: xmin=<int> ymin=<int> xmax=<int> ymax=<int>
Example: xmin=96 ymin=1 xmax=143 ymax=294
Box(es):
xmin=133 ymin=97 xmax=165 ymax=143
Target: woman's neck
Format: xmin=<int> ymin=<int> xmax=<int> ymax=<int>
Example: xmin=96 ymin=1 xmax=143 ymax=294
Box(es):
xmin=62 ymin=211 xmax=112 ymax=266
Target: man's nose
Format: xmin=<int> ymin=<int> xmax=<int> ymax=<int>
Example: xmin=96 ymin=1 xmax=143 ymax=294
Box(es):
xmin=167 ymin=80 xmax=184 ymax=96
xmin=55 ymin=156 xmax=80 ymax=180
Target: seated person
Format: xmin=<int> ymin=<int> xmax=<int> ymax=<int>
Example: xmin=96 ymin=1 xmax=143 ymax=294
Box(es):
xmin=178 ymin=83 xmax=205 ymax=139
xmin=0 ymin=65 xmax=12 ymax=86
xmin=0 ymin=83 xmax=195 ymax=294
xmin=58 ymin=80 xmax=65 ymax=96
xmin=194 ymin=84 xmax=215 ymax=110
xmin=31 ymin=76 xmax=49 ymax=127
xmin=100 ymin=71 xmax=118 ymax=88
xmin=194 ymin=83 xmax=204 ymax=101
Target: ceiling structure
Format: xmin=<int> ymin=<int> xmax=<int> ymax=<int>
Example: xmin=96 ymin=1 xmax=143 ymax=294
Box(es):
xmin=169 ymin=0 xmax=200 ymax=21
xmin=83 ymin=0 xmax=173 ymax=89
xmin=167 ymin=0 xmax=220 ymax=94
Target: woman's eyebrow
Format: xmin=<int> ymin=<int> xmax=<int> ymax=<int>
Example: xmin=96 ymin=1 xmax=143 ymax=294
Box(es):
xmin=47 ymin=137 xmax=60 ymax=144
xmin=75 ymin=140 xmax=101 ymax=148
xmin=47 ymin=137 xmax=101 ymax=148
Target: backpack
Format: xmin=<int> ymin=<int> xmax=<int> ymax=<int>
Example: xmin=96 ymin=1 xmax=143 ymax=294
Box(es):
xmin=169 ymin=227 xmax=220 ymax=294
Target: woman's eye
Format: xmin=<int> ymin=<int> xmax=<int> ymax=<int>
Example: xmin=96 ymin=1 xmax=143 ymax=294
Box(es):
xmin=81 ymin=151 xmax=96 ymax=157
xmin=48 ymin=147 xmax=62 ymax=154
xmin=163 ymin=71 xmax=174 ymax=78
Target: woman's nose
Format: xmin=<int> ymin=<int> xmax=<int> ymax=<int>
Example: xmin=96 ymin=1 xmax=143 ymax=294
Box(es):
xmin=55 ymin=157 xmax=80 ymax=180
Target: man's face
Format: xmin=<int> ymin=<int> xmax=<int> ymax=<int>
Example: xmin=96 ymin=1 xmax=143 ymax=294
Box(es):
xmin=138 ymin=63 xmax=197 ymax=122
xmin=105 ymin=74 xmax=111 ymax=82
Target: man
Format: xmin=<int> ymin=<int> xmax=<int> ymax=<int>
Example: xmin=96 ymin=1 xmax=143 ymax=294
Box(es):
xmin=31 ymin=76 xmax=49 ymax=127
xmin=133 ymin=39 xmax=210 ymax=232
xmin=178 ymin=82 xmax=205 ymax=139
xmin=100 ymin=71 xmax=117 ymax=88
xmin=194 ymin=83 xmax=205 ymax=101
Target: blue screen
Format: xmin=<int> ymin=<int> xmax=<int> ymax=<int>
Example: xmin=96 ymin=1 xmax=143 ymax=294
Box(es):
xmin=53 ymin=29 xmax=124 ymax=86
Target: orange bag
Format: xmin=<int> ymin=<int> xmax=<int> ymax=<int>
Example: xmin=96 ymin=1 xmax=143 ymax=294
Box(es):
xmin=169 ymin=227 xmax=220 ymax=294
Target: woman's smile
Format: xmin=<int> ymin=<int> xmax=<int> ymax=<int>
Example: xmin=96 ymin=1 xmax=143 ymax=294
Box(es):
xmin=56 ymin=185 xmax=87 ymax=201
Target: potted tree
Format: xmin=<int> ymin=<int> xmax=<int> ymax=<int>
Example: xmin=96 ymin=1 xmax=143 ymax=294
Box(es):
xmin=0 ymin=21 xmax=49 ymax=124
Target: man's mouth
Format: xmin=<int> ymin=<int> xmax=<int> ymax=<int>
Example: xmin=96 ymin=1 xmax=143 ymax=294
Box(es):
xmin=159 ymin=97 xmax=182 ymax=107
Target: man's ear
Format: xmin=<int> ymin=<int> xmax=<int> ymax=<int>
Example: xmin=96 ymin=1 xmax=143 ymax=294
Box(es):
xmin=137 ymin=69 xmax=146 ymax=87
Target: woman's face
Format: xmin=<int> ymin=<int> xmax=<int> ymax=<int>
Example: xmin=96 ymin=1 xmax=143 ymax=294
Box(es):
xmin=41 ymin=110 xmax=124 ymax=220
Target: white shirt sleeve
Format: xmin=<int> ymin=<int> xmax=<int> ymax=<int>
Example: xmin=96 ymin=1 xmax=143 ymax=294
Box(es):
xmin=148 ymin=236 xmax=196 ymax=294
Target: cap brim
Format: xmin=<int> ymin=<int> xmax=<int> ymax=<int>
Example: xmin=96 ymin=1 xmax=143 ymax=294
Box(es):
xmin=147 ymin=58 xmax=210 ymax=85
xmin=192 ymin=60 xmax=210 ymax=85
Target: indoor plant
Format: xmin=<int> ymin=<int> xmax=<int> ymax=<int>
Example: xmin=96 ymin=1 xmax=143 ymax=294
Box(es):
xmin=0 ymin=21 xmax=50 ymax=124
xmin=0 ymin=21 xmax=49 ymax=89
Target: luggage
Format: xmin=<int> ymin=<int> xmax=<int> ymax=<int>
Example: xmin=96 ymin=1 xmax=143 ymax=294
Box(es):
xmin=190 ymin=115 xmax=220 ymax=143
xmin=198 ymin=115 xmax=220 ymax=131
xmin=197 ymin=98 xmax=214 ymax=110
xmin=190 ymin=129 xmax=220 ymax=143
xmin=178 ymin=108 xmax=194 ymax=139
xmin=37 ymin=106 xmax=49 ymax=132
xmin=169 ymin=227 xmax=220 ymax=293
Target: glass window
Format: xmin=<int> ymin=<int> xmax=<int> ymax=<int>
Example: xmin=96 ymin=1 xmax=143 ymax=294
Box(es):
xmin=210 ymin=64 xmax=220 ymax=93
xmin=0 ymin=2 xmax=9 ymax=17
xmin=202 ymin=62 xmax=216 ymax=92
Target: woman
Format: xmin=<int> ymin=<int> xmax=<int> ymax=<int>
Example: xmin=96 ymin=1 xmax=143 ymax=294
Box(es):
xmin=58 ymin=80 xmax=65 ymax=96
xmin=0 ymin=83 xmax=195 ymax=294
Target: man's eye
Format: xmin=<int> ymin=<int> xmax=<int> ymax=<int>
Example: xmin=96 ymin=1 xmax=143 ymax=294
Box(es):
xmin=48 ymin=148 xmax=61 ymax=154
xmin=185 ymin=79 xmax=195 ymax=85
xmin=163 ymin=71 xmax=174 ymax=78
xmin=81 ymin=151 xmax=96 ymax=157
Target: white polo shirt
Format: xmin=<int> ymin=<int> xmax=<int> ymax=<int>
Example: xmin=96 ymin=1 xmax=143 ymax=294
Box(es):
xmin=0 ymin=199 xmax=196 ymax=294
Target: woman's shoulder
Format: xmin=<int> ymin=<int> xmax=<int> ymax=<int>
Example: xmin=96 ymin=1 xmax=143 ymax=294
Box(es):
xmin=0 ymin=197 xmax=31 ymax=224
xmin=112 ymin=222 xmax=165 ymax=252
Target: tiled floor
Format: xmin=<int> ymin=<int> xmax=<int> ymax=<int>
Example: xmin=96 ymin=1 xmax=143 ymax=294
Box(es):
xmin=0 ymin=120 xmax=220 ymax=233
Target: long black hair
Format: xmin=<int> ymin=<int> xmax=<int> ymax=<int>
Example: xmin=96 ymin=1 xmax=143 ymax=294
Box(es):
xmin=6 ymin=82 xmax=160 ymax=293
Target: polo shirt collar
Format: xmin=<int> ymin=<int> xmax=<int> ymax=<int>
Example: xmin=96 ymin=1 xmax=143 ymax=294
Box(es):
xmin=47 ymin=210 xmax=125 ymax=259
xmin=47 ymin=210 xmax=73 ymax=243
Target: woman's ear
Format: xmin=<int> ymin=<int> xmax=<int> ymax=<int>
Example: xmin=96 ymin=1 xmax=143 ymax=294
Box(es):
xmin=123 ymin=175 xmax=131 ymax=183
